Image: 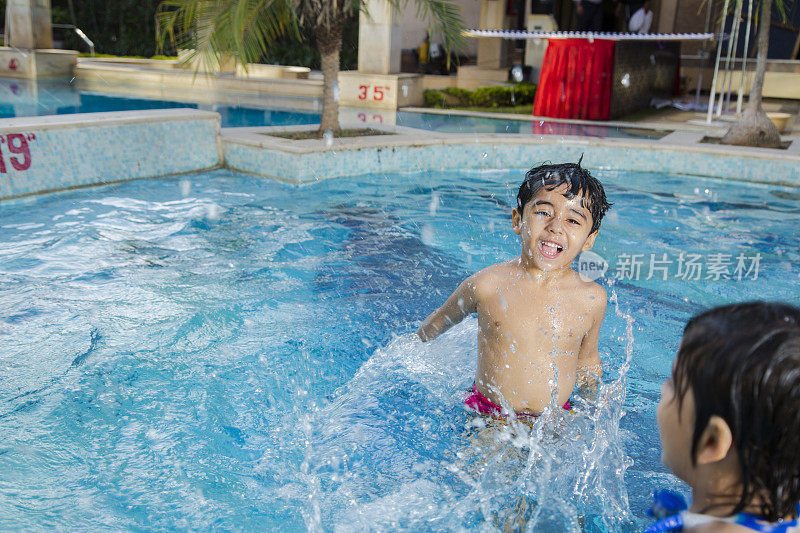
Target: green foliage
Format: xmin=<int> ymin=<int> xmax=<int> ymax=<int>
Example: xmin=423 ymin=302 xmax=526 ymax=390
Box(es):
xmin=261 ymin=13 xmax=359 ymax=70
xmin=156 ymin=0 xmax=465 ymax=72
xmin=423 ymin=87 xmax=470 ymax=107
xmin=424 ymin=84 xmax=537 ymax=109
xmin=51 ymin=0 xmax=169 ymax=57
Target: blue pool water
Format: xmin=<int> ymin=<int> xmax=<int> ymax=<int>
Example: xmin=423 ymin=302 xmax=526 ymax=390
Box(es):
xmin=0 ymin=77 xmax=663 ymax=139
xmin=1 ymin=168 xmax=799 ymax=530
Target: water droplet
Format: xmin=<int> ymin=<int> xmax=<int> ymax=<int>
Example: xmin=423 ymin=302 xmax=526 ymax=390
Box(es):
xmin=332 ymin=82 xmax=340 ymax=102
xmin=621 ymin=73 xmax=631 ymax=88
xmin=428 ymin=192 xmax=439 ymax=216
xmin=420 ymin=224 xmax=434 ymax=245
xmin=323 ymin=129 xmax=333 ymax=147
xmin=179 ymin=179 xmax=191 ymax=197
xmin=401 ymin=85 xmax=408 ymax=97
xmin=204 ymin=203 xmax=221 ymax=222
xmin=482 ymin=152 xmax=488 ymax=159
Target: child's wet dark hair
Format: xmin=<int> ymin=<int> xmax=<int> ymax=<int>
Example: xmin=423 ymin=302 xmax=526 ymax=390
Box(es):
xmin=673 ymin=301 xmax=800 ymax=521
xmin=516 ymin=161 xmax=611 ymax=234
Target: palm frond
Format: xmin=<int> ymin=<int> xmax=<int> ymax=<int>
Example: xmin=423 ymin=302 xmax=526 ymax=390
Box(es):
xmin=156 ymin=0 xmax=298 ymax=72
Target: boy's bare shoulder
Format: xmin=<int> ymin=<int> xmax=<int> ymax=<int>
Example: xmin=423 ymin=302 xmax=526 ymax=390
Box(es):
xmin=469 ymin=260 xmax=520 ymax=295
xmin=565 ymin=270 xmax=607 ymax=312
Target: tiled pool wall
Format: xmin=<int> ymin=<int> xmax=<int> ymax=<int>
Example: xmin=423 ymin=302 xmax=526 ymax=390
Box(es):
xmin=222 ymin=131 xmax=800 ymax=188
xmin=0 ymin=109 xmax=221 ymax=200
xmin=1 ymin=111 xmax=799 ymax=200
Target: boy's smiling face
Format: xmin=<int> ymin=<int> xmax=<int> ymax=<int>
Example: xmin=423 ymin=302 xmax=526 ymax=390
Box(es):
xmin=512 ymin=184 xmax=597 ymax=272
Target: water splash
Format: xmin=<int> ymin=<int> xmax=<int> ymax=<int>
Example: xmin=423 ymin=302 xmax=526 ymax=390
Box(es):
xmin=282 ymin=309 xmax=639 ymax=531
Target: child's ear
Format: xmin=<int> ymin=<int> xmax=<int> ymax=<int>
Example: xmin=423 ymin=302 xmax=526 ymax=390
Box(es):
xmin=695 ymin=415 xmax=734 ymax=465
xmin=581 ymin=230 xmax=598 ymax=251
xmin=512 ymin=208 xmax=522 ymax=235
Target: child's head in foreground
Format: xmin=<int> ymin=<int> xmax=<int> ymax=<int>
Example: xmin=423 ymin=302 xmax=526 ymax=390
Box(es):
xmin=513 ymin=161 xmax=610 ymax=269
xmin=659 ymin=301 xmax=800 ymax=520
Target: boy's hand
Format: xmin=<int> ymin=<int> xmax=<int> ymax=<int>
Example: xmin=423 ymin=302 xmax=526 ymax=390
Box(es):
xmin=576 ymin=364 xmax=602 ymax=400
xmin=417 ymin=277 xmax=477 ymax=342
xmin=416 ymin=323 xmax=438 ymax=342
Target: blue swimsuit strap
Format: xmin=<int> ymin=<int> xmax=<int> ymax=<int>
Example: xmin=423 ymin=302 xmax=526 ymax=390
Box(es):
xmin=735 ymin=505 xmax=800 ymax=533
xmin=646 ymin=505 xmax=800 ymax=533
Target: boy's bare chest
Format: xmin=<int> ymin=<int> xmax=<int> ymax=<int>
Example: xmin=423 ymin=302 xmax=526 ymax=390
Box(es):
xmin=477 ymin=288 xmax=590 ymax=345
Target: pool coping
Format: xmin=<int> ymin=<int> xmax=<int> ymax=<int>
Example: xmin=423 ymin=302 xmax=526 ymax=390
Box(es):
xmin=400 ymin=106 xmax=720 ymax=134
xmin=0 ymin=108 xmax=222 ymax=132
xmin=0 ymin=109 xmax=223 ymax=200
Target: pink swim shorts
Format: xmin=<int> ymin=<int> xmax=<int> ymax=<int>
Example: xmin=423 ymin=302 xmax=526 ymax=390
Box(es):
xmin=464 ymin=384 xmax=573 ymax=420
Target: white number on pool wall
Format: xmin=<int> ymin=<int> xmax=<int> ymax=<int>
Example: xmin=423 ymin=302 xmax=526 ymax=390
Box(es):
xmin=0 ymin=133 xmax=35 ymax=172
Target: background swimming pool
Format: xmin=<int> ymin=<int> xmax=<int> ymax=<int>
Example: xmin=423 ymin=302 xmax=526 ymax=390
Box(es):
xmin=1 ymin=168 xmax=798 ymax=530
xmin=1 ymin=76 xmax=663 ymax=139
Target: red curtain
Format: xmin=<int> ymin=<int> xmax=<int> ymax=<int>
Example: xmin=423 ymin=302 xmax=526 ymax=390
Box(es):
xmin=533 ymin=38 xmax=616 ymax=120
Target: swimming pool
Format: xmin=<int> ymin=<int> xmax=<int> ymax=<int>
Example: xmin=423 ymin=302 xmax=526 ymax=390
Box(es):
xmin=1 ymin=168 xmax=798 ymax=530
xmin=0 ymin=76 xmax=663 ymax=139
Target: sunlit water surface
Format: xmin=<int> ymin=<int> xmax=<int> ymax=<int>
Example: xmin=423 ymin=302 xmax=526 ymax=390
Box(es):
xmin=1 ymin=168 xmax=799 ymax=530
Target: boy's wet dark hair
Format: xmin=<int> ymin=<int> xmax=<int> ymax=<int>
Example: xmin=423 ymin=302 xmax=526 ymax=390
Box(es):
xmin=516 ymin=161 xmax=611 ymax=234
xmin=673 ymin=301 xmax=800 ymax=521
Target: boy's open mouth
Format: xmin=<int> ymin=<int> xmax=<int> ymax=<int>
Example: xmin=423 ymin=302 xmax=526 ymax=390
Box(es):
xmin=538 ymin=239 xmax=564 ymax=259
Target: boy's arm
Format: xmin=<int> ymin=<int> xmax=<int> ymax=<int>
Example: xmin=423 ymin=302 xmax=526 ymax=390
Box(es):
xmin=576 ymin=288 xmax=607 ymax=396
xmin=416 ymin=276 xmax=478 ymax=342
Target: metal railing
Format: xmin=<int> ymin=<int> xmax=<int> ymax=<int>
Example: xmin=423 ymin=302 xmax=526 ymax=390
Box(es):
xmin=52 ymin=24 xmax=95 ymax=56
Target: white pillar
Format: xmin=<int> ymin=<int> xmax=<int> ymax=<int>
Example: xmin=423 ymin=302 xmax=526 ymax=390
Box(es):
xmin=6 ymin=0 xmax=53 ymax=49
xmin=358 ymin=0 xmax=401 ymax=74
xmin=477 ymin=0 xmax=509 ymax=69
xmin=1 ymin=0 xmax=77 ymax=79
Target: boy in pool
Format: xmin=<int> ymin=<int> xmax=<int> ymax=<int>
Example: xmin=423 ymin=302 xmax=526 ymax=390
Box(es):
xmin=648 ymin=302 xmax=800 ymax=532
xmin=417 ymin=162 xmax=611 ymax=418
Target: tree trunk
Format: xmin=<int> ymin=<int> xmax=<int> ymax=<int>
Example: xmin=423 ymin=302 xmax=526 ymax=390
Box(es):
xmin=721 ymin=0 xmax=781 ymax=148
xmin=316 ymin=23 xmax=343 ymax=135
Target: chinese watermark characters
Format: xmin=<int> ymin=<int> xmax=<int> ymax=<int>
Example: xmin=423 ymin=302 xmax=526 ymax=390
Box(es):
xmin=577 ymin=252 xmax=763 ymax=281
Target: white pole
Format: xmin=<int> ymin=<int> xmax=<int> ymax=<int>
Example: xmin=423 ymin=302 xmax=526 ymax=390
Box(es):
xmin=707 ymin=0 xmax=732 ymax=123
xmin=719 ymin=0 xmax=743 ymax=116
xmin=736 ymin=0 xmax=754 ymax=114
xmin=695 ymin=1 xmax=714 ymax=109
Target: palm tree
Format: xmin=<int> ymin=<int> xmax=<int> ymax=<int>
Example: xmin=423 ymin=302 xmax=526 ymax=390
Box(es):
xmin=157 ymin=0 xmax=465 ymax=135
xmin=721 ymin=0 xmax=788 ymax=147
